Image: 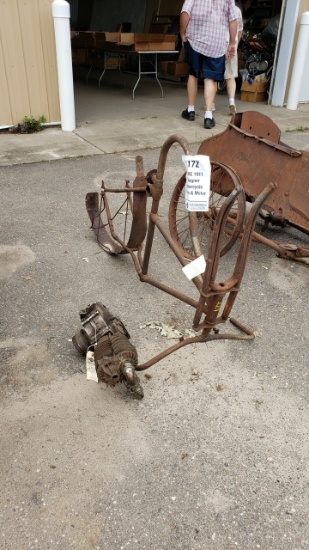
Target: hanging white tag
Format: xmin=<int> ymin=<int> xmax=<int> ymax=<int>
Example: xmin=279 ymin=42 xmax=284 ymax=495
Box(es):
xmin=182 ymin=155 xmax=211 ymax=212
xmin=86 ymin=350 xmax=98 ymax=382
xmin=182 ymin=255 xmax=206 ymax=280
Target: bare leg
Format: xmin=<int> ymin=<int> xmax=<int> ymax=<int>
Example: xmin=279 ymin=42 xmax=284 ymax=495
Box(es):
xmin=226 ymin=77 xmax=237 ymax=114
xmin=187 ymin=75 xmax=198 ymax=106
xmin=226 ymin=77 xmax=236 ymax=101
xmin=203 ymin=78 xmax=217 ymax=128
xmin=204 ymin=78 xmax=217 ymax=112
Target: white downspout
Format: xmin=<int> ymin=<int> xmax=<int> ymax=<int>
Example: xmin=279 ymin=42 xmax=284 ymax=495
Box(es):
xmin=287 ymin=12 xmax=309 ymax=110
xmin=52 ymin=0 xmax=76 ymax=131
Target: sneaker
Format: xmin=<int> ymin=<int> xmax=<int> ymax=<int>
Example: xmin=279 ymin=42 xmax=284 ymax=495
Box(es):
xmin=181 ymin=108 xmax=195 ymax=121
xmin=229 ymin=104 xmax=236 ymax=116
xmin=204 ymin=117 xmax=215 ymax=129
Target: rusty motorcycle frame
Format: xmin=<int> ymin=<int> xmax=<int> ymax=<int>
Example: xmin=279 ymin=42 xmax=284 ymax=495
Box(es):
xmin=86 ymin=134 xmax=275 ymax=373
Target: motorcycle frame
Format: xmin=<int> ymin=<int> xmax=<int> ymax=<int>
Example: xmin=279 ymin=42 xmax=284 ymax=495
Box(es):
xmin=86 ymin=134 xmax=276 ymax=370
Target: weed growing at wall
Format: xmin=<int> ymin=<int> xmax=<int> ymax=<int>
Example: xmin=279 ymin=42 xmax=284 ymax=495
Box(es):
xmin=8 ymin=115 xmax=46 ymax=134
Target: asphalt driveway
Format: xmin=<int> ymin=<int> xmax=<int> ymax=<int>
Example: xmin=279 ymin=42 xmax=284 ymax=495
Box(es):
xmin=0 ymin=141 xmax=308 ymax=549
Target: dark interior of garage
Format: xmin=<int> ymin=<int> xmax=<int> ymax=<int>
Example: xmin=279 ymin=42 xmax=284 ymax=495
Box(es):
xmin=69 ymin=0 xmax=283 ymax=91
xmin=69 ymin=1 xmax=282 ymax=34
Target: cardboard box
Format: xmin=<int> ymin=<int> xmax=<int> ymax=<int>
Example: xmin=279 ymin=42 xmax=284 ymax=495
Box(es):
xmin=240 ymin=78 xmax=267 ymax=102
xmin=83 ymin=32 xmax=177 ymax=52
xmin=167 ymin=61 xmax=189 ymax=76
xmin=148 ymin=33 xmax=177 ymax=51
xmin=83 ymin=31 xmax=96 ymax=47
xmin=88 ymin=52 xmax=121 ymax=69
xmin=151 ymin=39 xmax=177 ymax=51
xmin=71 ymin=31 xmax=95 ymax=48
xmin=159 ymin=61 xmax=189 ymax=76
xmin=95 ymin=32 xmax=121 ymax=48
xmin=158 ymin=61 xmax=170 ymax=74
xmin=260 ymin=18 xmax=270 ymax=27
xmin=116 ymin=33 xmax=177 ymax=51
xmin=72 ymin=49 xmax=88 ymax=65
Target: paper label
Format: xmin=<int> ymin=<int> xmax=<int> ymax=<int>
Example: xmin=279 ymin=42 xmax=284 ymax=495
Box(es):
xmin=86 ymin=350 xmax=98 ymax=382
xmin=182 ymin=155 xmax=211 ymax=212
xmin=182 ymin=255 xmax=206 ymax=280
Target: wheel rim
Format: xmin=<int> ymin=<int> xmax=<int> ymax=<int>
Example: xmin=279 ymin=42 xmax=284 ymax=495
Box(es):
xmin=168 ymin=162 xmax=245 ymax=258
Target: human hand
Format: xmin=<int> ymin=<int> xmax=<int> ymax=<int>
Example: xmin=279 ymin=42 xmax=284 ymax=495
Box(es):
xmin=227 ymin=43 xmax=236 ymax=58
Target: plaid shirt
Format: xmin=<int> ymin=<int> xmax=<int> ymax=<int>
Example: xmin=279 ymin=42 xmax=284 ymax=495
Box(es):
xmin=181 ymin=0 xmax=238 ymax=58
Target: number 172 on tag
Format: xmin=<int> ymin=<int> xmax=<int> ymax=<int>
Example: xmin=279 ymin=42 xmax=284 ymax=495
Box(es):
xmin=182 ymin=155 xmax=211 ymax=212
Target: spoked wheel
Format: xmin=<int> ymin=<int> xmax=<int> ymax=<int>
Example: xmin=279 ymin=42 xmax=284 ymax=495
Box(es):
xmin=168 ymin=161 xmax=245 ymax=259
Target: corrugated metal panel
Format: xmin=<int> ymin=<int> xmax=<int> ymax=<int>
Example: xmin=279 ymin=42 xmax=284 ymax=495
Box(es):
xmin=19 ymin=0 xmax=50 ymax=118
xmin=38 ymin=0 xmax=61 ymax=123
xmin=0 ymin=29 xmax=12 ymax=125
xmin=0 ymin=0 xmax=60 ymax=127
xmin=0 ymin=0 xmax=31 ymax=123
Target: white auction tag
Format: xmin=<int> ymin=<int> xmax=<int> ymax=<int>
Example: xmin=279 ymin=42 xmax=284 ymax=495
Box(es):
xmin=182 ymin=155 xmax=211 ymax=211
xmin=86 ymin=350 xmax=98 ymax=382
xmin=182 ymin=255 xmax=206 ymax=280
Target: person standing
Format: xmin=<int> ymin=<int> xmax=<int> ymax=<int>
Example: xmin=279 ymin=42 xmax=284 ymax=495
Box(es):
xmin=180 ymin=0 xmax=237 ymax=129
xmin=224 ymin=3 xmax=243 ymax=116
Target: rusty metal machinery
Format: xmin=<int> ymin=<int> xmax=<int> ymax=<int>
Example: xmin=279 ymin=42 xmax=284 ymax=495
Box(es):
xmin=73 ymin=302 xmax=143 ymax=399
xmin=82 ymin=132 xmax=279 ymax=398
xmin=78 ymin=114 xmax=309 ymax=399
xmin=195 ymin=111 xmax=309 ymax=262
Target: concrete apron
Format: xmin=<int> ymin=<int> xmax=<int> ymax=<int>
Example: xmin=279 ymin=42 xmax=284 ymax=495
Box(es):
xmin=1 ymin=73 xmax=309 ymax=167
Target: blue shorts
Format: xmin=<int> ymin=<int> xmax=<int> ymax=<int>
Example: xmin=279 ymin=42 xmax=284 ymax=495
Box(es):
xmin=184 ymin=41 xmax=225 ymax=81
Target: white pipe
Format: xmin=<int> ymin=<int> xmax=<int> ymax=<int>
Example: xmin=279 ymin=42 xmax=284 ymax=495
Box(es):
xmin=52 ymin=0 xmax=76 ymax=131
xmin=286 ymin=11 xmax=309 ymax=110
xmin=0 ymin=122 xmax=61 ymax=130
xmin=42 ymin=122 xmax=62 ymax=127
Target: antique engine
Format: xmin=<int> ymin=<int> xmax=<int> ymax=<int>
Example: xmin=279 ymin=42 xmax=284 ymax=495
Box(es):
xmin=72 ymin=302 xmax=143 ymax=399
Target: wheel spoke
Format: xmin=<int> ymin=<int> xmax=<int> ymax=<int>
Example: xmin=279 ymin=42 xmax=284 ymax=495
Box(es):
xmin=168 ymin=162 xmax=245 ymax=258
